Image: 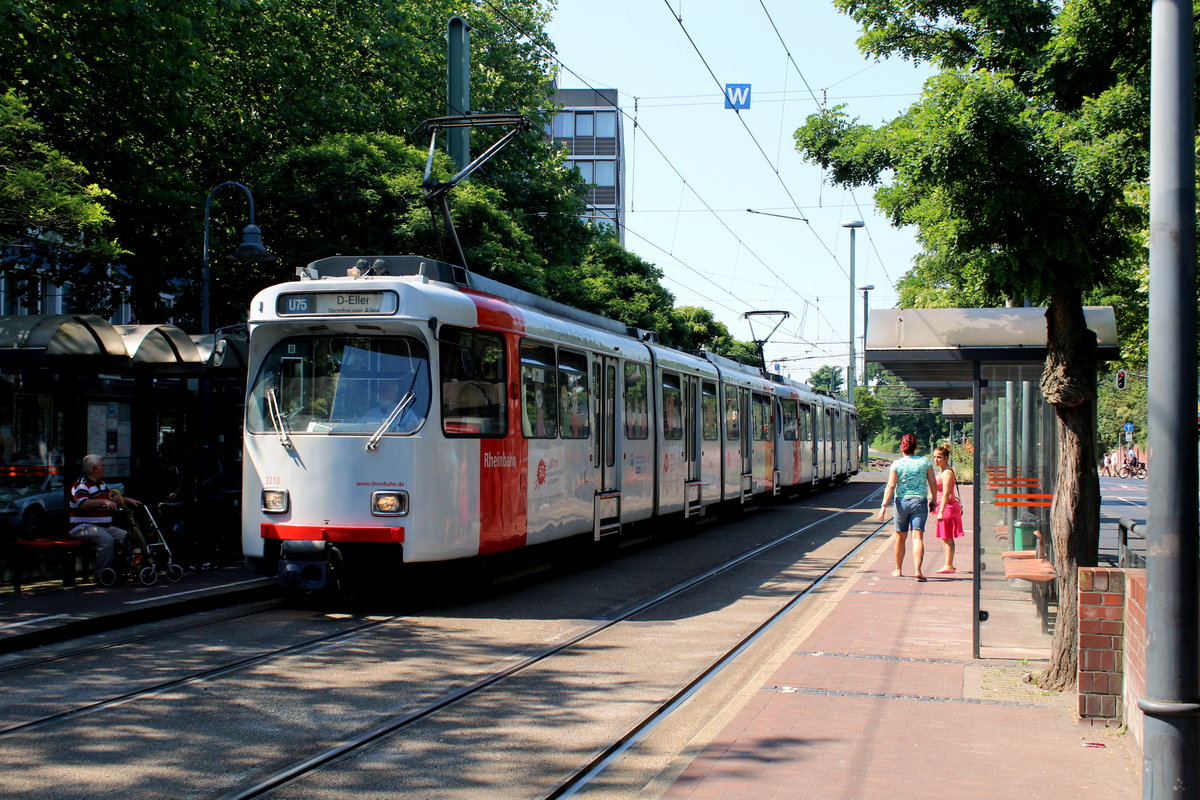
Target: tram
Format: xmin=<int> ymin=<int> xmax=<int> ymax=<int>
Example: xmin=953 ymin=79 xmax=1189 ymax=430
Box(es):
xmin=241 ymin=255 xmax=858 ymax=589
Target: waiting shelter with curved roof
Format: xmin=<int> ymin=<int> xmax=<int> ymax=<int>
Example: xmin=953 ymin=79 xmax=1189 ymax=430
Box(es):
xmin=0 ymin=315 xmax=246 ymax=496
xmin=865 ymin=305 xmax=1119 ymax=659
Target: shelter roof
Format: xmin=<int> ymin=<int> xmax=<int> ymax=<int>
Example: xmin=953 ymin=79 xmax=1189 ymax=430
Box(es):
xmin=865 ymin=306 xmax=1119 ymax=399
xmin=0 ymin=315 xmax=245 ymax=375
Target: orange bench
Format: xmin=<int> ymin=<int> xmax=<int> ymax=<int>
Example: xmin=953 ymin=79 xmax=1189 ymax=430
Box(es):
xmin=6 ymin=536 xmax=89 ymax=593
xmin=1000 ymin=528 xmax=1057 ymax=631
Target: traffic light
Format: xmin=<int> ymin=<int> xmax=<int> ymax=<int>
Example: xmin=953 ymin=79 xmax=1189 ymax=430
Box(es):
xmin=1115 ymin=370 xmax=1127 ymax=390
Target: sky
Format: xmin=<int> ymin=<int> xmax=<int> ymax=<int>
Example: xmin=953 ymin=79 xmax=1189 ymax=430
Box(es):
xmin=543 ymin=0 xmax=934 ymax=385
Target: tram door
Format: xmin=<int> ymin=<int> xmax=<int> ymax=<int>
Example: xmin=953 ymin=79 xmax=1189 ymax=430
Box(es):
xmin=740 ymin=387 xmax=753 ymax=501
xmin=593 ymin=356 xmax=621 ymax=539
xmin=683 ymin=375 xmax=702 ymax=517
xmin=809 ymin=405 xmax=820 ymax=482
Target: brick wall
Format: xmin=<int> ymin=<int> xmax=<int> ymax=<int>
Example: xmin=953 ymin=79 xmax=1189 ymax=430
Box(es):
xmin=1077 ymin=567 xmax=1127 ymax=720
xmin=1122 ymin=569 xmax=1147 ymax=749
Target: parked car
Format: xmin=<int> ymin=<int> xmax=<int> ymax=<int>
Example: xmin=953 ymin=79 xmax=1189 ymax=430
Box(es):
xmin=0 ymin=467 xmax=66 ymax=537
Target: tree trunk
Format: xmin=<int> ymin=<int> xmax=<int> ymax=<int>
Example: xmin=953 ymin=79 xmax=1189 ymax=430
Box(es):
xmin=1037 ymin=287 xmax=1101 ymax=691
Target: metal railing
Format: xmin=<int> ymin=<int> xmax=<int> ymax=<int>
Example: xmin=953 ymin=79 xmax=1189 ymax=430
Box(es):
xmin=1117 ymin=516 xmax=1147 ymax=569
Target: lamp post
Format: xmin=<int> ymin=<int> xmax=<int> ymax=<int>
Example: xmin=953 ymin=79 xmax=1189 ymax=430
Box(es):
xmin=858 ymin=283 xmax=875 ymax=387
xmin=202 ymin=181 xmax=276 ymax=334
xmin=841 ymin=220 xmax=864 ymax=396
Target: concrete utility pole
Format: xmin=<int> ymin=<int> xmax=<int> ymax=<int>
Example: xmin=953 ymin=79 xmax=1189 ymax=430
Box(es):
xmin=1143 ymin=0 xmax=1199 ymax=795
xmin=842 ymin=220 xmax=864 ymax=397
xmin=447 ymin=16 xmax=471 ymax=171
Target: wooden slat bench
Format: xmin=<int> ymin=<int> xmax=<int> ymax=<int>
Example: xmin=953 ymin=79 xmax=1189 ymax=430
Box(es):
xmin=5 ymin=536 xmax=89 ymax=593
xmin=1000 ymin=528 xmax=1057 ymax=631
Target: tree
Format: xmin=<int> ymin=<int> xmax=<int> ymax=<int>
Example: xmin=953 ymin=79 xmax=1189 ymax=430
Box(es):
xmin=808 ymin=365 xmax=844 ymax=394
xmin=854 ymin=386 xmax=886 ymax=445
xmin=0 ymin=1 xmax=570 ymax=323
xmin=796 ymin=0 xmax=1154 ymax=689
xmin=0 ymin=89 xmax=125 ymax=311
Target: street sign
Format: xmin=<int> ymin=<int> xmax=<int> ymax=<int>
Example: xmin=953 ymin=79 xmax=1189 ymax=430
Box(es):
xmin=1126 ymin=433 xmax=1133 ymax=443
xmin=1124 ymin=422 xmax=1134 ymax=434
xmin=724 ymin=84 xmax=751 ymax=109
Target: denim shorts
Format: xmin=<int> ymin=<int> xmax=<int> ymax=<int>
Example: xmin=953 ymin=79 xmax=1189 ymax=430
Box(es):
xmin=894 ymin=496 xmax=929 ymax=533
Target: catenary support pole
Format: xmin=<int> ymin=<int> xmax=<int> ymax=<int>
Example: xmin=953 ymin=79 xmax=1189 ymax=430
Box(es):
xmin=447 ymin=16 xmax=471 ymax=171
xmin=1142 ymin=0 xmax=1200 ymax=795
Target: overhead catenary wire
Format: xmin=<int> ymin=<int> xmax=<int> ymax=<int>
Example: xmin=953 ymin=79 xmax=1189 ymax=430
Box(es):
xmin=480 ymin=0 xmax=898 ymax=368
xmin=478 ymin=0 xmax=828 ymax=327
xmin=660 ymin=0 xmax=852 ymax=284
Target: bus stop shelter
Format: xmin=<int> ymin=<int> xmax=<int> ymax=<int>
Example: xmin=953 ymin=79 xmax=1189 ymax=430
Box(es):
xmin=865 ymin=306 xmax=1119 ymax=658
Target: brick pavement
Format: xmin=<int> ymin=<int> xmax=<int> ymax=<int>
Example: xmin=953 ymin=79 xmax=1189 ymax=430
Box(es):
xmin=660 ymin=506 xmax=1142 ymax=800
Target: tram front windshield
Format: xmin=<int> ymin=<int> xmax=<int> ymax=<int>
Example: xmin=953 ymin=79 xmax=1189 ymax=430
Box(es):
xmin=247 ymin=335 xmax=431 ymax=435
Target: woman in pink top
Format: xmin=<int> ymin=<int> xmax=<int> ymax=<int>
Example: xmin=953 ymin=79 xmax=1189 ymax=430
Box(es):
xmin=932 ymin=444 xmax=964 ymax=573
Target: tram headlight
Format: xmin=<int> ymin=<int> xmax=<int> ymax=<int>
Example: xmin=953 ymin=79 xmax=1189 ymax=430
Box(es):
xmin=371 ymin=491 xmax=408 ymax=516
xmin=261 ymin=489 xmax=289 ymax=513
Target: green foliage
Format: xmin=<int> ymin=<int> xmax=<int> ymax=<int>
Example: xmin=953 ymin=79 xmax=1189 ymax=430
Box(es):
xmin=871 ymin=432 xmax=900 ymax=454
xmin=667 ymin=306 xmax=758 ymax=362
xmin=854 ymin=385 xmax=886 ymax=443
xmin=809 ymin=365 xmax=844 ymax=394
xmin=0 ymin=0 xmax=578 ymax=324
xmin=0 ymin=88 xmax=126 ymax=312
xmin=1096 ymin=365 xmax=1147 ymax=451
xmin=0 ymin=0 xmax=730 ymax=350
xmin=950 ymin=440 xmax=975 ymax=483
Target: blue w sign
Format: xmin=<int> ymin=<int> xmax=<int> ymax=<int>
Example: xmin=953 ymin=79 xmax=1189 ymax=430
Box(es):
xmin=724 ymin=84 xmax=751 ymax=109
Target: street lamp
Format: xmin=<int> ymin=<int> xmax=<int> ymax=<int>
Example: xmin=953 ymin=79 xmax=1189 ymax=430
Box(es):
xmin=858 ymin=283 xmax=875 ymax=387
xmin=841 ymin=220 xmax=864 ymax=396
xmin=202 ymin=181 xmax=276 ymax=334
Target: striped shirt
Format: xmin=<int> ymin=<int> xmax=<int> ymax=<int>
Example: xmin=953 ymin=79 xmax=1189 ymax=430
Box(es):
xmin=69 ymin=476 xmax=112 ymax=526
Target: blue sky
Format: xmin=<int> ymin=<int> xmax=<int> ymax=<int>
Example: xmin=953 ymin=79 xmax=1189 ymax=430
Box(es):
xmin=544 ymin=0 xmax=933 ymax=384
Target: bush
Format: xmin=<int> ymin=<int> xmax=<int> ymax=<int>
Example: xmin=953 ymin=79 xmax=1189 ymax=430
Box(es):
xmin=872 ymin=433 xmax=900 ymax=454
xmin=950 ymin=440 xmax=974 ymax=483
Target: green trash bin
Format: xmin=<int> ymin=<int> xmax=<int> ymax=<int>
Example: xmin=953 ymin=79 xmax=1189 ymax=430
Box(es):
xmin=1013 ymin=519 xmax=1039 ymax=551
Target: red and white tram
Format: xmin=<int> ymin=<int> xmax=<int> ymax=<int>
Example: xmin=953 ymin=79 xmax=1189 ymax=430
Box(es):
xmin=242 ymin=255 xmax=857 ymax=588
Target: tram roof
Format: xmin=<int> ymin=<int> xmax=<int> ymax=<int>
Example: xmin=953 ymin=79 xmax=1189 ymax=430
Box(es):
xmin=865 ymin=306 xmax=1119 ymax=399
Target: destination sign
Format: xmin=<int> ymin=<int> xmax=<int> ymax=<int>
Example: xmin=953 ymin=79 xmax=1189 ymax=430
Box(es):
xmin=277 ymin=291 xmax=398 ymax=316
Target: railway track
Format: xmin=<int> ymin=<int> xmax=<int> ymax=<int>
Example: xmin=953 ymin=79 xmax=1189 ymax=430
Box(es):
xmin=0 ymin=481 xmax=885 ymax=800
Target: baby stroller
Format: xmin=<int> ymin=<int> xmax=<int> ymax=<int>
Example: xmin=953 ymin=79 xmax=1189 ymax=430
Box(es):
xmin=95 ymin=489 xmax=185 ymax=587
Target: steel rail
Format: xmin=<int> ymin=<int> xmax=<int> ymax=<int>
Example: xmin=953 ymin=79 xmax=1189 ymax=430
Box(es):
xmin=0 ymin=612 xmax=399 ymax=738
xmin=221 ymin=486 xmax=884 ymax=800
xmin=549 ymin=515 xmax=891 ymax=798
xmin=0 ymin=602 xmax=281 ymax=676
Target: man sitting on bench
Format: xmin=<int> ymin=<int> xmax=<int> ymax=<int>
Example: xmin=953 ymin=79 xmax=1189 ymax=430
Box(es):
xmin=67 ymin=454 xmax=143 ymax=576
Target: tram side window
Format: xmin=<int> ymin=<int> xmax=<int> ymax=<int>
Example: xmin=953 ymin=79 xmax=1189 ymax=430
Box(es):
xmin=781 ymin=399 xmax=799 ymax=441
xmin=624 ymin=362 xmax=649 ymax=439
xmin=558 ymin=348 xmax=590 ymax=439
xmin=725 ymin=387 xmax=740 ymax=441
xmin=752 ymin=393 xmax=770 ymax=441
xmin=701 ymin=381 xmax=719 ymax=441
xmin=439 ymin=327 xmax=507 ymax=437
xmin=521 ymin=340 xmax=558 ymax=439
xmin=799 ymin=404 xmax=812 ymax=444
xmin=662 ymin=372 xmax=683 ymax=440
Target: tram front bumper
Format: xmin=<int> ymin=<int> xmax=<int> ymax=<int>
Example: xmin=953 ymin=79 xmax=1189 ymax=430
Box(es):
xmin=278 ymin=540 xmax=339 ymax=590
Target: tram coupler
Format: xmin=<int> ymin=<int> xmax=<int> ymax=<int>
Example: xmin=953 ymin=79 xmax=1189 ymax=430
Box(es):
xmin=278 ymin=540 xmax=341 ymax=590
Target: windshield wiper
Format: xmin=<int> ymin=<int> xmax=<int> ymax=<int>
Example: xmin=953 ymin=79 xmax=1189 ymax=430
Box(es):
xmin=265 ymin=388 xmax=294 ymax=450
xmin=366 ymin=391 xmax=415 ymax=451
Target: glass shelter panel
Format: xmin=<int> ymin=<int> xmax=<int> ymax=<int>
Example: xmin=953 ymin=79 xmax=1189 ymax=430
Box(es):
xmin=975 ymin=363 xmax=1057 ymax=657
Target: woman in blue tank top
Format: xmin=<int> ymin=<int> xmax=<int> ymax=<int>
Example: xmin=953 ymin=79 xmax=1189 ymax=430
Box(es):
xmin=877 ymin=433 xmax=937 ymax=581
